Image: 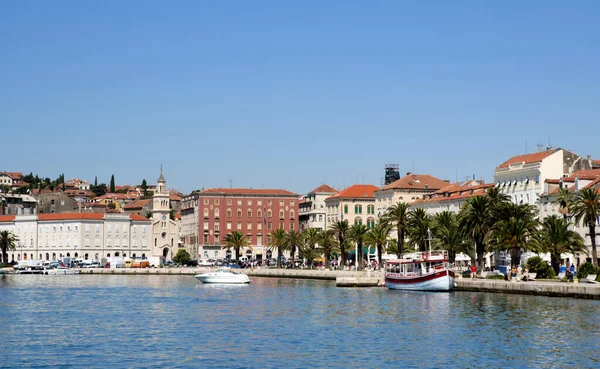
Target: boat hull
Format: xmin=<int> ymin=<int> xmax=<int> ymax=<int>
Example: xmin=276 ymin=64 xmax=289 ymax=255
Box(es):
xmin=385 ymin=270 xmax=455 ymax=291
xmin=45 ymin=269 xmax=80 ymax=275
xmin=194 ymin=274 xmax=250 ymax=284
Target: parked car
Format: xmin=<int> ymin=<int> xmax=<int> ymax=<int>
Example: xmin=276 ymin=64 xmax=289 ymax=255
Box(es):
xmin=198 ymin=259 xmax=214 ymax=267
xmin=184 ymin=260 xmax=198 ymax=267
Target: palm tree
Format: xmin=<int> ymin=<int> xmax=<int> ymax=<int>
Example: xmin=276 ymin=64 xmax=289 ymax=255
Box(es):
xmin=365 ymin=221 xmax=391 ymax=268
xmin=486 ymin=186 xmax=510 ymax=206
xmin=407 ymin=208 xmax=432 ymax=252
xmin=432 ymin=211 xmax=469 ymax=263
xmin=329 ymin=220 xmax=350 ymax=268
xmin=269 ymin=229 xmax=288 ymax=268
xmin=486 ymin=204 xmax=539 ymax=268
xmin=0 ymin=230 xmax=18 ymax=265
xmin=298 ymin=239 xmax=319 ymax=269
xmin=556 ymin=187 xmax=574 ymax=220
xmin=571 ymin=187 xmax=600 ymax=266
xmin=384 ymin=201 xmax=410 ymax=259
xmin=459 ymin=195 xmax=492 ymax=269
xmin=223 ymin=231 xmax=250 ymax=261
xmin=286 ymin=230 xmax=302 ymax=262
xmin=318 ymin=230 xmax=339 ymax=268
xmin=530 ymin=215 xmax=586 ymax=274
xmin=347 ymin=223 xmax=369 ymax=270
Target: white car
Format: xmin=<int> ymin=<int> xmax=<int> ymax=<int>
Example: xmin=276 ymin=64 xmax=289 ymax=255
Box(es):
xmin=198 ymin=259 xmax=215 ymax=267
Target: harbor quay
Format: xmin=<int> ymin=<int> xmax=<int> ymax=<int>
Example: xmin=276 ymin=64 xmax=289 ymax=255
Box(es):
xmin=62 ymin=267 xmax=600 ymax=299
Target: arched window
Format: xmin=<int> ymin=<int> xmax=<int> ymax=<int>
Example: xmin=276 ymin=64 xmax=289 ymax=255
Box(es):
xmin=354 ymin=217 xmax=362 ymax=225
xmin=45 ymin=253 xmax=49 ymax=261
xmin=203 ymin=208 xmax=209 ymax=217
xmin=84 ymin=253 xmax=88 ymax=260
xmin=227 ymin=209 xmax=232 ymax=218
xmin=257 ymin=209 xmax=262 ymax=218
xmin=237 ymin=209 xmax=242 ymax=217
xmin=354 ymin=205 xmax=362 ymax=214
xmin=267 ymin=209 xmax=272 ymax=218
xmin=107 ymin=253 xmax=111 ymax=258
xmin=367 ymin=217 xmax=375 ymax=229
xmin=344 ymin=205 xmax=348 ymax=214
xmin=290 ymin=210 xmax=295 ymax=219
xmin=247 ymin=210 xmax=252 ymax=217
xmin=279 ymin=211 xmax=284 ymax=219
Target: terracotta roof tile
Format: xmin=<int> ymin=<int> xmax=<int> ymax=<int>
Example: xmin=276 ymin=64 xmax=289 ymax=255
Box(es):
xmin=497 ymin=149 xmax=559 ymax=168
xmin=38 ymin=213 xmax=105 ymax=221
xmin=124 ymin=199 xmax=151 ymax=209
xmin=169 ymin=193 xmax=182 ymax=201
xmin=377 ymin=174 xmax=449 ymax=191
xmin=200 ymin=188 xmax=297 ymax=196
xmin=308 ymin=184 xmax=338 ymax=194
xmin=0 ymin=215 xmax=16 ymax=222
xmin=325 ymin=184 xmax=379 ymax=200
xmin=130 ymin=214 xmax=150 ymax=221
xmin=0 ymin=172 xmax=23 ymax=180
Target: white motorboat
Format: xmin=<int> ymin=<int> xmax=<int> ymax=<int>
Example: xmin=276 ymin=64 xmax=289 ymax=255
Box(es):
xmin=194 ymin=268 xmax=250 ymax=284
xmin=44 ymin=267 xmax=80 ymax=275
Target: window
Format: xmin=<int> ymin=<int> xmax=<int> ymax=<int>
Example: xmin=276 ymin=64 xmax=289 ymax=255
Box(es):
xmin=237 ymin=209 xmax=242 ymax=217
xmin=227 ymin=209 xmax=232 ymax=217
xmin=247 ymin=210 xmax=252 ymax=217
xmin=204 ymin=208 xmax=209 ymax=217
xmin=290 ymin=200 xmax=295 ymax=205
xmin=257 ymin=223 xmax=262 ymax=230
xmin=279 ymin=211 xmax=284 ymax=219
xmin=279 ymin=200 xmax=284 ymax=206
xmin=354 ymin=217 xmax=362 ymax=225
xmin=344 ymin=205 xmax=348 ymax=214
xmin=268 ymin=222 xmax=272 ymax=230
xmin=267 ymin=209 xmax=272 ymax=218
xmin=354 ymin=205 xmax=362 ymax=214
xmin=204 ymin=222 xmax=209 ymax=231
xmin=247 ymin=223 xmax=252 ymax=230
xmin=237 ymin=200 xmax=242 ymax=205
xmin=214 ymin=208 xmax=220 ymax=217
xmin=257 ymin=209 xmax=263 ymax=218
xmin=215 ymin=199 xmax=220 ymax=205
xmin=290 ymin=223 xmax=295 ymax=230
xmin=75 ymin=225 xmax=78 ymax=232
xmin=142 ymin=226 xmax=146 ymax=233
xmin=214 ymin=223 xmax=219 ymax=232
xmin=67 ymin=226 xmax=70 ymax=232
xmin=290 ymin=210 xmax=295 ymax=219
xmin=319 ymin=214 xmax=323 ymax=222
xmin=227 ymin=199 xmax=232 ymax=205
xmin=203 ymin=234 xmax=208 ymax=243
xmin=204 ymin=199 xmax=209 ymax=205
xmin=237 ymin=222 xmax=242 ymax=230
xmin=247 ymin=200 xmax=252 ymax=205
xmin=257 ymin=235 xmax=262 ymax=246
xmin=268 ymin=200 xmax=272 ymax=206
xmin=227 ymin=222 xmax=232 ymax=230
xmin=258 ymin=200 xmax=262 ymax=206
xmin=367 ymin=217 xmax=375 ymax=228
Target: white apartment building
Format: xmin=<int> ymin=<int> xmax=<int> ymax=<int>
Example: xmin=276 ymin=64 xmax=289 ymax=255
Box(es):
xmin=374 ymin=173 xmax=450 ymax=216
xmin=299 ymin=184 xmax=337 ymax=231
xmin=0 ymin=212 xmax=152 ymax=263
xmin=180 ymin=191 xmax=200 ymax=260
xmin=411 ymin=180 xmax=492 ymax=216
xmin=494 ymin=147 xmax=596 ymax=206
xmin=325 ymin=184 xmax=379 ymax=229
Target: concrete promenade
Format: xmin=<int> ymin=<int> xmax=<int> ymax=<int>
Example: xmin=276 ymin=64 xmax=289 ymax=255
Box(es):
xmin=18 ymin=267 xmax=600 ymax=299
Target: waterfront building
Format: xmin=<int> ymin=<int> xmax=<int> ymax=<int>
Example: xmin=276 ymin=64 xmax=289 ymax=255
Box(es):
xmin=150 ymin=169 xmax=180 ymax=261
xmin=494 ymin=147 xmax=596 ymax=206
xmin=180 ymin=191 xmax=200 ymax=260
xmin=197 ymin=188 xmax=299 ymax=261
xmin=539 ymin=169 xmax=600 ymax=266
xmin=0 ymin=212 xmax=151 ymax=263
xmin=374 ymin=173 xmax=450 ymax=216
xmin=324 ymin=184 xmax=379 ymax=229
xmin=411 ymin=180 xmax=492 ymax=216
xmin=299 ymin=184 xmax=337 ymax=231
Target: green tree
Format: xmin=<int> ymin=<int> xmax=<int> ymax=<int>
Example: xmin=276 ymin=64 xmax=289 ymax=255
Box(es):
xmin=0 ymin=230 xmax=18 ymax=265
xmin=110 ymin=175 xmax=115 ymax=193
xmin=365 ymin=221 xmax=390 ymax=268
xmin=318 ymin=229 xmax=339 ymax=268
xmin=347 ymin=223 xmax=369 ymax=270
xmin=556 ymin=187 xmax=574 ymax=221
xmin=432 ymin=211 xmax=470 ymax=263
xmin=172 ymin=249 xmax=191 ymax=264
xmin=269 ymin=229 xmax=287 ymax=268
xmin=141 ymin=179 xmax=149 ymax=199
xmin=94 ymin=176 xmax=98 ymax=186
xmin=383 ymin=201 xmax=411 ymax=258
xmin=407 ymin=208 xmax=432 ymax=252
xmin=286 ymin=230 xmax=302 ymax=261
xmin=329 ymin=220 xmax=350 ymax=267
xmin=459 ymin=195 xmax=493 ymax=269
xmin=530 ymin=215 xmax=586 ymax=274
xmin=144 ymin=211 xmax=153 ymax=219
xmin=170 ymin=209 xmax=176 ymax=220
xmin=15 ymin=186 xmax=29 ymax=194
xmin=571 ymin=187 xmax=600 ymax=266
xmin=223 ymin=231 xmax=250 ymax=261
xmin=486 ymin=203 xmax=539 ymax=268
xmin=91 ymin=183 xmax=107 ymax=197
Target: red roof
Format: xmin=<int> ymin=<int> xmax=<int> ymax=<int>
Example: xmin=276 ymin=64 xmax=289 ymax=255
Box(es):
xmin=308 ymin=184 xmax=337 ymax=195
xmin=377 ymin=174 xmax=449 ymax=191
xmin=38 ymin=213 xmax=105 ymax=221
xmin=413 ymin=184 xmax=493 ymax=204
xmin=174 ymin=213 xmax=181 ymax=220
xmin=130 ymin=214 xmax=149 ymax=221
xmin=0 ymin=215 xmax=16 ymax=223
xmin=124 ymin=199 xmax=151 ymax=210
xmin=0 ymin=172 xmax=23 ymax=180
xmin=497 ymin=149 xmax=558 ymax=168
xmin=200 ymin=188 xmax=297 ymax=196
xmin=325 ymin=184 xmax=379 ymax=200
xmin=170 ymin=193 xmax=182 ymax=201
xmin=566 ymin=168 xmax=600 ymax=181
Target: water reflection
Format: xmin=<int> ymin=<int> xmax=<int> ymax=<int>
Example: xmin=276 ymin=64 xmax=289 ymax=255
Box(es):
xmin=0 ymin=275 xmax=598 ymax=368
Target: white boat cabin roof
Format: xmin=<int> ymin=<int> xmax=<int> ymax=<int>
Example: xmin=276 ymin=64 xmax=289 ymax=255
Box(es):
xmin=386 ymin=250 xmax=449 ymax=265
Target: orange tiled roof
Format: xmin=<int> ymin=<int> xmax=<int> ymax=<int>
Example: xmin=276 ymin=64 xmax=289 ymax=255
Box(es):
xmin=130 ymin=214 xmax=149 ymax=221
xmin=200 ymin=188 xmax=297 ymax=196
xmin=38 ymin=213 xmax=105 ymax=221
xmin=174 ymin=213 xmax=181 ymax=220
xmin=547 ymin=185 xmax=575 ymax=196
xmin=0 ymin=215 xmax=16 ymax=222
xmin=170 ymin=193 xmax=182 ymax=201
xmin=95 ymin=193 xmax=138 ymax=200
xmin=413 ymin=185 xmax=493 ymax=204
xmin=0 ymin=172 xmax=23 ymax=180
xmin=565 ymin=168 xmax=600 ymax=181
xmin=308 ymin=184 xmax=337 ymax=194
xmin=325 ymin=184 xmax=379 ymax=200
xmin=497 ymin=149 xmax=559 ymax=168
xmin=124 ymin=199 xmax=151 ymax=210
xmin=377 ymin=174 xmax=449 ymax=191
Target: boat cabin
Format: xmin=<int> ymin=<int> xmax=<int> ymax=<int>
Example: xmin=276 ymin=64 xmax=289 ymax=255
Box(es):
xmin=385 ymin=250 xmax=450 ymax=277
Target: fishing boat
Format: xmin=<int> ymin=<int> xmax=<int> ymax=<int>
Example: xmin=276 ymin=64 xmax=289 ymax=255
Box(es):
xmin=194 ymin=267 xmax=250 ymax=284
xmin=385 ymin=250 xmax=456 ymax=291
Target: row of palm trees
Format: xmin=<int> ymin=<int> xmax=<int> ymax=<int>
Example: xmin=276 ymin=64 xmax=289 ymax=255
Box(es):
xmin=222 ymin=185 xmax=600 ymax=272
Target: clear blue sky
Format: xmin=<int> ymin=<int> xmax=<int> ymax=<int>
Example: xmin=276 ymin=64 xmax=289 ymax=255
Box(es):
xmin=2 ymin=1 xmax=599 ymax=194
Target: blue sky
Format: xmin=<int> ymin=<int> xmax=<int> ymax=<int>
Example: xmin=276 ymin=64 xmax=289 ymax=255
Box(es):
xmin=1 ymin=1 xmax=599 ymax=194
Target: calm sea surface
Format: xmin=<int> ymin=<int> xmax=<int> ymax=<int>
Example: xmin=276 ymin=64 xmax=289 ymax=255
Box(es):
xmin=0 ymin=274 xmax=598 ymax=369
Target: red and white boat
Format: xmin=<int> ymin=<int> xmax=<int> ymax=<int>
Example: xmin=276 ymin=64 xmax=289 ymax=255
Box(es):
xmin=385 ymin=250 xmax=456 ymax=291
